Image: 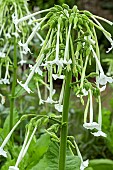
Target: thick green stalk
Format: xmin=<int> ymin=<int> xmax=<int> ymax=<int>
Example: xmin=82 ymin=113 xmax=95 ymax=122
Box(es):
xmin=58 ymin=70 xmax=72 ymax=170
xmin=10 ymin=37 xmax=17 ymax=131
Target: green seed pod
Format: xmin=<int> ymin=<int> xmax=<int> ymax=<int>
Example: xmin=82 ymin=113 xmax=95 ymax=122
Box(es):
xmin=62 ymin=3 xmax=69 ymax=10
xmin=46 ymin=12 xmax=54 ymax=19
xmin=54 ymin=5 xmax=63 ymax=11
xmin=72 ymin=5 xmax=78 ymax=13
xmin=73 ymin=16 xmax=78 ymax=29
xmin=84 ymin=10 xmax=92 ymax=17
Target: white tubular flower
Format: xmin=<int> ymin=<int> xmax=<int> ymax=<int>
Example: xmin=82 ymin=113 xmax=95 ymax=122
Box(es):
xmin=18 ymin=17 xmax=46 ymax=54
xmin=80 ymin=160 xmax=89 ymax=170
xmin=12 ymin=9 xmax=50 ymax=30
xmin=90 ymin=46 xmax=113 ymax=85
xmin=18 ymin=40 xmax=31 ymax=54
xmin=93 ymin=15 xmax=113 ymax=26
xmin=17 ymin=62 xmax=39 ymax=93
xmin=22 ymin=126 xmax=37 ymax=158
xmin=9 ymin=130 xmax=30 ymax=170
xmin=91 ymin=16 xmax=113 ymax=53
xmin=2 ymin=61 xmax=10 ymax=85
xmin=54 ymin=80 xmax=65 ymax=112
xmin=0 ymin=120 xmax=21 ymax=157
xmin=17 ymin=79 xmax=32 ymax=94
xmin=55 ymin=20 xmax=60 ymax=62
xmin=91 ymin=96 xmax=107 ymax=137
xmin=12 ymin=13 xmax=21 ymax=32
xmin=0 ymin=94 xmax=5 ymax=105
xmin=36 ymin=82 xmax=44 ymax=105
xmin=74 ymin=140 xmax=89 ymax=170
xmin=0 ymin=147 xmax=7 ymax=158
xmin=29 ymin=64 xmax=42 ymax=76
xmin=64 ymin=24 xmax=72 ymax=62
xmin=18 ymin=48 xmax=26 ymax=66
xmin=47 ymin=20 xmax=64 ymax=68
xmin=83 ymin=90 xmax=100 ymax=130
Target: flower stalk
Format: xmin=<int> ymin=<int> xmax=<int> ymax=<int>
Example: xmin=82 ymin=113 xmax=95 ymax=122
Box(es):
xmin=9 ymin=36 xmax=17 ymax=131
xmin=58 ymin=70 xmax=72 ymax=170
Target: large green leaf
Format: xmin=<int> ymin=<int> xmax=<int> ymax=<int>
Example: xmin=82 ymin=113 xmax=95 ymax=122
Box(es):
xmin=86 ymin=159 xmax=113 ymax=170
xmin=20 ymin=133 xmax=50 ymax=170
xmin=31 ymin=141 xmax=81 ymax=170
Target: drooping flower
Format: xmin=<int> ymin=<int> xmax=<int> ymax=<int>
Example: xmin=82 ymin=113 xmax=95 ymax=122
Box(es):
xmin=0 ymin=147 xmax=7 ymax=158
xmin=83 ymin=90 xmax=100 ymax=130
xmin=98 ymin=73 xmax=113 ymax=85
xmin=80 ymin=160 xmax=89 ymax=170
xmin=18 ymin=17 xmax=46 ymax=54
xmin=17 ymin=62 xmax=39 ymax=93
xmin=91 ymin=16 xmax=113 ymax=53
xmin=90 ymin=46 xmax=113 ymax=85
xmin=74 ymin=140 xmax=89 ymax=170
xmin=54 ymin=80 xmax=65 ymax=112
xmin=91 ymin=96 xmax=107 ymax=137
xmin=0 ymin=120 xmax=21 ymax=158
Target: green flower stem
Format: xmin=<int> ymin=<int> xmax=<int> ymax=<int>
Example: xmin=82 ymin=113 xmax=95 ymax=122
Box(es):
xmin=58 ymin=70 xmax=72 ymax=170
xmin=9 ymin=36 xmax=17 ymax=131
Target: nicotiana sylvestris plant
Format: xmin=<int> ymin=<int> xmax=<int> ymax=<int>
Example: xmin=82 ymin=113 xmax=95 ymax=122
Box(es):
xmin=0 ymin=3 xmax=113 ymax=170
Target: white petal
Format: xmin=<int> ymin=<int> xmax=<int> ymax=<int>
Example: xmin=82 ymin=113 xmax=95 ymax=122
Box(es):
xmin=0 ymin=52 xmax=6 ymax=58
xmin=44 ymin=97 xmax=57 ymax=104
xmin=106 ymin=76 xmax=113 ymax=83
xmin=55 ymin=104 xmax=63 ymax=112
xmin=35 ymin=67 xmax=42 ymax=76
xmin=17 ymin=80 xmax=32 ymax=94
xmin=91 ymin=130 xmax=107 ymax=137
xmin=52 ymin=74 xmax=65 ymax=80
xmin=99 ymin=85 xmax=106 ymax=92
xmin=12 ymin=32 xmax=20 ymax=38
xmin=80 ymin=160 xmax=89 ymax=170
xmin=0 ymin=147 xmax=7 ymax=157
xmin=83 ymin=122 xmax=100 ymax=130
xmin=82 ymin=89 xmax=88 ymax=96
xmin=18 ymin=60 xmax=27 ymax=66
xmin=2 ymin=78 xmax=10 ymax=84
xmin=9 ymin=166 xmax=19 ymax=170
xmin=63 ymin=59 xmax=72 ymax=65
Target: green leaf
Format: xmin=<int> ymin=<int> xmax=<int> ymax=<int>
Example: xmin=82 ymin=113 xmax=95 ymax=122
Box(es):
xmin=89 ymin=159 xmax=113 ymax=170
xmin=31 ymin=141 xmax=80 ymax=170
xmin=1 ymin=110 xmax=18 ymax=138
xmin=14 ymin=85 xmax=26 ymax=98
xmin=20 ymin=133 xmax=50 ymax=170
